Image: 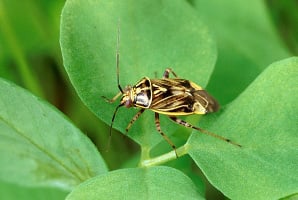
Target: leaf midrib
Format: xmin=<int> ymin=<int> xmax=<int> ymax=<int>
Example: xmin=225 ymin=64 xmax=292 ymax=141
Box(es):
xmin=0 ymin=115 xmax=85 ymax=183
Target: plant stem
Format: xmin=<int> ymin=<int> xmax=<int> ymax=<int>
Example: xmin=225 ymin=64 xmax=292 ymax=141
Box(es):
xmin=140 ymin=145 xmax=151 ymax=161
xmin=139 ymin=143 xmax=189 ymax=168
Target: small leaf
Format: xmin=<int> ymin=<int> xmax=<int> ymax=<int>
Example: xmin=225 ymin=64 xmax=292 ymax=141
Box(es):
xmin=60 ymin=0 xmax=217 ymax=150
xmin=0 ymin=78 xmax=108 ymax=189
xmin=188 ymin=57 xmax=298 ymax=199
xmin=66 ymin=166 xmax=204 ymax=200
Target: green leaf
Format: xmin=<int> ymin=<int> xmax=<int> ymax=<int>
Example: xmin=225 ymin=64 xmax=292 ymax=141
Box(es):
xmin=66 ymin=166 xmax=204 ymax=200
xmin=0 ymin=180 xmax=68 ymax=200
xmin=281 ymin=193 xmax=298 ymax=200
xmin=0 ymin=78 xmax=108 ymax=189
xmin=60 ymin=0 xmax=216 ymax=151
xmin=191 ymin=0 xmax=291 ymax=104
xmin=188 ymin=57 xmax=298 ymax=199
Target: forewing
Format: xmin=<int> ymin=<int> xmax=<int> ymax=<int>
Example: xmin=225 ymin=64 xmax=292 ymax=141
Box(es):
xmin=150 ymin=78 xmax=219 ymax=115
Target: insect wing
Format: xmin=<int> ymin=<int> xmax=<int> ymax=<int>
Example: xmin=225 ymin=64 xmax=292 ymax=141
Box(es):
xmin=193 ymin=89 xmax=219 ymax=113
xmin=149 ymin=78 xmax=219 ymax=115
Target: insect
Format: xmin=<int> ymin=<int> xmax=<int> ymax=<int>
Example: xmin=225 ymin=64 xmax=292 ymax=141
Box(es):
xmin=103 ymin=25 xmax=241 ymax=157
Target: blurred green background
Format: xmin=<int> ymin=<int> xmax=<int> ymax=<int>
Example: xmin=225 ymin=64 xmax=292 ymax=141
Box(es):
xmin=0 ymin=0 xmax=297 ymax=199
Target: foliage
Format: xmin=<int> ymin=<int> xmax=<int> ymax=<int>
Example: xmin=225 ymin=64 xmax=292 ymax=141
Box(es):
xmin=0 ymin=0 xmax=297 ymax=199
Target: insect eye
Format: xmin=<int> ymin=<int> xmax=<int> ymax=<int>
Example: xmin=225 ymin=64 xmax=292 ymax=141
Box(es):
xmin=125 ymin=98 xmax=133 ymax=108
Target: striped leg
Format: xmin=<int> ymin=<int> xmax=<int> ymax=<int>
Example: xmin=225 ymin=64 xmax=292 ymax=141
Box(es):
xmin=169 ymin=116 xmax=241 ymax=147
xmin=163 ymin=68 xmax=178 ymax=78
xmin=125 ymin=109 xmax=145 ymax=134
xmin=155 ymin=113 xmax=178 ymax=157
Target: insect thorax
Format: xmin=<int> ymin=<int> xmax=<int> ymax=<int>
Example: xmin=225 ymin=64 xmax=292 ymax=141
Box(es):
xmin=121 ymin=77 xmax=152 ymax=108
xmin=133 ymin=77 xmax=152 ymax=107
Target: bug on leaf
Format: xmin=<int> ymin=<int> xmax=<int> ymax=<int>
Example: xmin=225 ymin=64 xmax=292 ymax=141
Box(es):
xmin=103 ymin=25 xmax=241 ymax=157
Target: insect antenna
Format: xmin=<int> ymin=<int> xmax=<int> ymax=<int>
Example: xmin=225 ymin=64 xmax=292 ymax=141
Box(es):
xmin=106 ymin=20 xmax=124 ymax=151
xmin=106 ymin=103 xmax=124 ymax=151
xmin=116 ymin=19 xmax=123 ymax=94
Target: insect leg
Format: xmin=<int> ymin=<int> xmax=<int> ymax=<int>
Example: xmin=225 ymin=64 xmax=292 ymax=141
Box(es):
xmin=168 ymin=116 xmax=242 ymax=147
xmin=125 ymin=109 xmax=145 ymax=134
xmin=155 ymin=113 xmax=178 ymax=157
xmin=163 ymin=68 xmax=178 ymax=78
xmin=102 ymin=92 xmax=122 ymax=103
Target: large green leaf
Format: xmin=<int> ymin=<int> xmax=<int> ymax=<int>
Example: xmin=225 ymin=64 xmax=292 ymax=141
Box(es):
xmin=0 ymin=78 xmax=108 ymax=189
xmin=0 ymin=180 xmax=67 ymax=200
xmin=191 ymin=0 xmax=291 ymax=104
xmin=188 ymin=57 xmax=298 ymax=199
xmin=66 ymin=166 xmax=204 ymax=200
xmin=60 ymin=0 xmax=217 ymax=151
